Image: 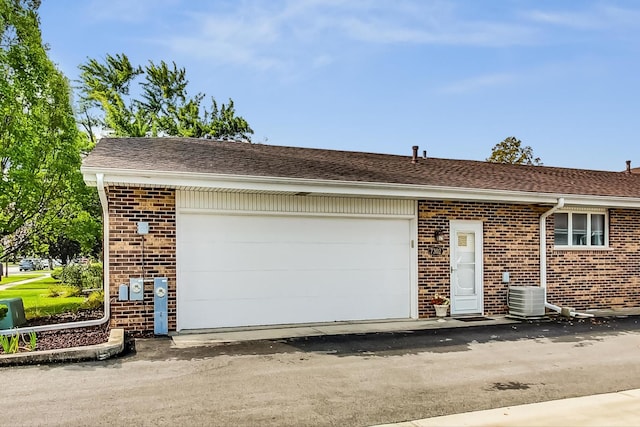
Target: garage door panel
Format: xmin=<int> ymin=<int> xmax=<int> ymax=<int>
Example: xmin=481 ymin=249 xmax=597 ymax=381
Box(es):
xmin=178 ymin=213 xmax=412 ymax=330
xmin=184 ymin=242 xmax=407 ymax=270
xmin=183 ymin=242 xmax=409 ymax=272
xmin=182 ymin=267 xmax=408 ymax=301
xmin=181 ymin=292 xmax=411 ymax=330
xmin=184 ymin=215 xmax=408 ymax=244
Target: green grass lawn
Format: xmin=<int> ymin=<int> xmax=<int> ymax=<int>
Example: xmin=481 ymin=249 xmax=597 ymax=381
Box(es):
xmin=0 ymin=273 xmax=45 ymax=285
xmin=0 ymin=278 xmax=85 ymax=319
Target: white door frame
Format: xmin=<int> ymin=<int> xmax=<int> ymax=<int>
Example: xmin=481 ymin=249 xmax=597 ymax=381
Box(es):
xmin=449 ymin=220 xmax=484 ymax=315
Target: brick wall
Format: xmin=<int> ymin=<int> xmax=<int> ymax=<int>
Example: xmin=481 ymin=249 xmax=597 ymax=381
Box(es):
xmin=547 ymin=209 xmax=640 ymax=310
xmin=107 ymin=186 xmax=176 ymax=334
xmin=418 ymin=201 xmax=640 ymax=318
xmin=418 ymin=200 xmax=544 ymax=318
xmin=104 ymin=191 xmax=640 ymax=329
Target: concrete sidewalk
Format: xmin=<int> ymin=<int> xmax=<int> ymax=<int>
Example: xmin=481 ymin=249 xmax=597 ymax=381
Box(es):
xmin=376 ymin=388 xmax=640 ymax=427
xmin=0 ymin=273 xmax=50 ymax=291
xmin=171 ymin=308 xmax=640 ymax=348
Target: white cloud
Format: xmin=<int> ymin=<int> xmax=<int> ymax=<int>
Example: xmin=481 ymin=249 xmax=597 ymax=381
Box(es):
xmin=150 ymin=0 xmax=542 ymax=73
xmin=437 ymin=55 xmax=609 ymax=95
xmin=438 ymin=73 xmax=517 ymax=94
xmin=312 ymin=54 xmax=334 ymax=68
xmin=524 ymin=4 xmax=640 ymax=31
xmin=93 ymin=0 xmax=640 ymax=78
xmin=83 ymin=0 xmax=179 ymax=23
xmin=525 ymin=10 xmax=601 ymax=30
xmin=341 ymin=17 xmax=536 ymax=46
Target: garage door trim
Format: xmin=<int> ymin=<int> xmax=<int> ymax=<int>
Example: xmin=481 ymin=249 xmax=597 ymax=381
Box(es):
xmin=176 ymin=192 xmax=418 ymax=331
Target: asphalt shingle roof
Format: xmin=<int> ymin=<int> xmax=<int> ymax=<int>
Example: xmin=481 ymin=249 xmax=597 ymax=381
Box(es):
xmin=83 ymin=137 xmax=640 ymax=198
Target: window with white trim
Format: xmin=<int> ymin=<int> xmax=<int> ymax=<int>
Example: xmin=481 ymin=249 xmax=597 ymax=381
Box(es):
xmin=554 ymin=211 xmax=607 ymax=247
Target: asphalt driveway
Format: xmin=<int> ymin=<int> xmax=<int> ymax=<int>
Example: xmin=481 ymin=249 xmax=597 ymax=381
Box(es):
xmin=3 ymin=317 xmax=640 ymax=426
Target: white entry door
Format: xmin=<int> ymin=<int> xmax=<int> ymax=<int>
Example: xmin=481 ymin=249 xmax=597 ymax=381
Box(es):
xmin=449 ymin=220 xmax=483 ymax=315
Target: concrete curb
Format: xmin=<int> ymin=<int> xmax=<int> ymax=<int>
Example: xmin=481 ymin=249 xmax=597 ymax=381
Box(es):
xmin=0 ymin=328 xmax=125 ymax=366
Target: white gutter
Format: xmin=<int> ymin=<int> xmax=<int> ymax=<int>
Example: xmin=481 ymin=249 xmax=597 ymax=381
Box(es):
xmin=81 ymin=166 xmax=640 ymax=209
xmin=540 ymin=197 xmax=593 ymax=318
xmin=1 ymin=174 xmax=110 ymax=336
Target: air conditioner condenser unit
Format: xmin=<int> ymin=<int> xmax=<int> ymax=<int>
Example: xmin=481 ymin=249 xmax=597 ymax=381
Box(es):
xmin=508 ymin=286 xmax=546 ymax=318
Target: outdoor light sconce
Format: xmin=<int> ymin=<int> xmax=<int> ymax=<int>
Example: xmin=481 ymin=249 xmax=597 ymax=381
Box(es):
xmin=434 ymin=229 xmax=445 ymax=242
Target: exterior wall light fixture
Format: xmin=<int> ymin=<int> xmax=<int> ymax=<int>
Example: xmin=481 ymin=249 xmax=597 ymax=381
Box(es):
xmin=435 ymin=229 xmax=445 ymax=242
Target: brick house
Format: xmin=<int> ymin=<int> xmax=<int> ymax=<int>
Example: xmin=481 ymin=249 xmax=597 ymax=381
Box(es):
xmin=81 ymin=137 xmax=640 ymax=334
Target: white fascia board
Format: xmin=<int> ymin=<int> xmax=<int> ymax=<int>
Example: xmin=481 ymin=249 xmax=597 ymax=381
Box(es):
xmin=81 ymin=166 xmax=640 ymax=208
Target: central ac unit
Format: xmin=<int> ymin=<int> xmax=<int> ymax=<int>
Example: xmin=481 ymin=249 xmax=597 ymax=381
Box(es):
xmin=508 ymin=286 xmax=545 ymax=318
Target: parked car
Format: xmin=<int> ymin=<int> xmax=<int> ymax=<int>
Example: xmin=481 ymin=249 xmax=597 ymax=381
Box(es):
xmin=71 ymin=257 xmax=90 ymax=265
xmin=18 ymin=259 xmax=36 ymax=271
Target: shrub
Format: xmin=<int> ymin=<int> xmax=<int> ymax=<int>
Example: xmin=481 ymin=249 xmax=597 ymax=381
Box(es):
xmin=60 ymin=264 xmax=84 ymax=289
xmin=48 ymin=285 xmax=81 ymax=298
xmin=81 ymin=262 xmax=103 ymax=290
xmin=47 ymin=285 xmax=64 ymax=297
xmin=58 ymin=262 xmax=103 ymax=290
xmin=51 ymin=267 xmax=64 ymax=280
xmin=82 ymin=290 xmax=104 ymax=310
xmin=0 ymin=304 xmax=7 ymax=321
xmin=56 ymin=262 xmax=102 ymax=290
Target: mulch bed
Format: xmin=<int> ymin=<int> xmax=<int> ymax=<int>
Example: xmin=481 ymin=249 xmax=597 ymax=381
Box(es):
xmin=0 ymin=309 xmax=110 ymax=354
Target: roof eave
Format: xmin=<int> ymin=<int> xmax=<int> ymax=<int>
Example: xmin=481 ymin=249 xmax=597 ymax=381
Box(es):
xmin=81 ymin=166 xmax=640 ymax=208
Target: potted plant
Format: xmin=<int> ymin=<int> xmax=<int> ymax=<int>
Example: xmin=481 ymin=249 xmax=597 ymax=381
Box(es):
xmin=430 ymin=293 xmax=450 ymax=317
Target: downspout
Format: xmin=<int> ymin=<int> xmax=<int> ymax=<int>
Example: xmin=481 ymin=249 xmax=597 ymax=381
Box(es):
xmin=540 ymin=197 xmax=593 ymax=318
xmin=540 ymin=198 xmax=564 ymax=313
xmin=1 ymin=174 xmax=110 ymax=335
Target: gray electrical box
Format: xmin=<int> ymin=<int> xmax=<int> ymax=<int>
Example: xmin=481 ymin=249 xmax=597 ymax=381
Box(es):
xmin=137 ymin=221 xmax=149 ymax=235
xmin=129 ymin=278 xmax=144 ymax=301
xmin=118 ymin=284 xmax=129 ymax=301
xmin=154 ymin=277 xmax=168 ymax=335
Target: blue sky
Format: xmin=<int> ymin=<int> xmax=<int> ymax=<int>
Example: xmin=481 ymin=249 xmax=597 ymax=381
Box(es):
xmin=38 ymin=0 xmax=640 ymax=171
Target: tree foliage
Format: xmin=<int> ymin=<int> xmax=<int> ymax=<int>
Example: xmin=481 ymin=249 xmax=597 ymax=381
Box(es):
xmin=78 ymin=53 xmax=253 ymax=141
xmin=0 ymin=0 xmax=92 ymax=260
xmin=487 ymin=136 xmax=542 ymax=166
xmin=34 ymin=173 xmax=102 ymax=263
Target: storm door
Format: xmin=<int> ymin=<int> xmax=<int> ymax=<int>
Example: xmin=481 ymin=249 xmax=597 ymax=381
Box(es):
xmin=449 ymin=220 xmax=483 ymax=315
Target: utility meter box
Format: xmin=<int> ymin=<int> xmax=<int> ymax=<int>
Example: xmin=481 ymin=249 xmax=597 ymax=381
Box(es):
xmin=0 ymin=298 xmax=27 ymax=330
xmin=137 ymin=221 xmax=149 ymax=235
xmin=154 ymin=277 xmax=168 ymax=335
xmin=129 ymin=278 xmax=144 ymax=301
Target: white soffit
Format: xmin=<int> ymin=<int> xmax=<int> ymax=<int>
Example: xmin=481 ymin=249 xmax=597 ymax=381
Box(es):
xmin=176 ymin=190 xmax=415 ymax=216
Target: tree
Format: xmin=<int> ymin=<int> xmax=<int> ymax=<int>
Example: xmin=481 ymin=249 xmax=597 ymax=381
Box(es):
xmin=487 ymin=136 xmax=542 ymax=165
xmin=77 ymin=53 xmax=253 ymax=142
xmin=0 ymin=0 xmax=88 ymax=260
xmin=30 ymin=168 xmax=103 ymax=263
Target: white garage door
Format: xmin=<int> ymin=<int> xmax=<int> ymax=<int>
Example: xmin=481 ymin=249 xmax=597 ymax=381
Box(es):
xmin=177 ymin=213 xmax=412 ymax=330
